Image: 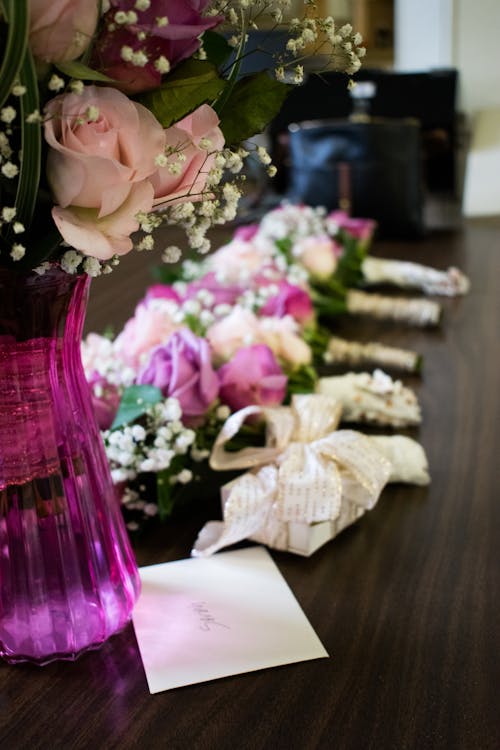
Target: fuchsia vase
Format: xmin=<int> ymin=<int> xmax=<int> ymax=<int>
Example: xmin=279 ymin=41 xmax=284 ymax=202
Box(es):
xmin=0 ymin=265 xmax=140 ymax=665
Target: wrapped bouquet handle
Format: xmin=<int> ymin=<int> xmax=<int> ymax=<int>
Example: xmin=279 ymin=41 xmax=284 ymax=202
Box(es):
xmin=192 ymin=394 xmax=428 ymax=558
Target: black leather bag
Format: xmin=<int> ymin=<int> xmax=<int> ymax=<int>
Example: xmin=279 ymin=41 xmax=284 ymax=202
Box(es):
xmin=286 ymin=118 xmax=424 ymax=238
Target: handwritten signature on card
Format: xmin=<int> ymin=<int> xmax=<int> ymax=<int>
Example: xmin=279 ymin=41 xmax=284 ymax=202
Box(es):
xmin=191 ymin=601 xmax=230 ymax=632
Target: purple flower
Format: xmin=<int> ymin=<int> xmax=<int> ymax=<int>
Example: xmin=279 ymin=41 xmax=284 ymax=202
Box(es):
xmin=218 ymin=345 xmax=288 ymax=412
xmin=258 ymin=279 xmax=314 ymax=324
xmin=138 ymin=328 xmax=219 ymax=419
xmin=94 ymin=0 xmax=223 ymax=93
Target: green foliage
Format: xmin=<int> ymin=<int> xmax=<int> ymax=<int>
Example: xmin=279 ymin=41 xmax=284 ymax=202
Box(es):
xmin=334 ymin=230 xmax=369 ymax=289
xmin=138 ymin=60 xmax=225 ymax=128
xmin=287 ymin=364 xmax=319 ymax=397
xmin=218 ymin=73 xmax=291 ymax=146
xmin=202 ymin=31 xmax=232 ymax=68
xmin=55 ymin=60 xmax=115 ymax=82
xmin=111 ymin=385 xmax=163 ymax=431
xmin=0 ymin=0 xmax=29 ymax=109
xmin=7 ymin=47 xmax=41 ymax=241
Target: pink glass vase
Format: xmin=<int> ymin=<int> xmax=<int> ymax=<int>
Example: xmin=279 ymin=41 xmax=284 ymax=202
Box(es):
xmin=0 ymin=265 xmax=140 ymax=665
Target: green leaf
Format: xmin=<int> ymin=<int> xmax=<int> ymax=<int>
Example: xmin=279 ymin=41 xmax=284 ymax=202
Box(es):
xmin=55 ymin=61 xmax=115 ymax=82
xmin=111 ymin=385 xmax=163 ymax=430
xmin=156 ymin=455 xmax=186 ymax=520
xmin=334 ymin=230 xmax=368 ymax=289
xmin=218 ymin=73 xmax=291 ymax=145
xmin=138 ymin=60 xmax=225 ymax=129
xmin=202 ymin=31 xmax=232 ymax=68
xmin=0 ymin=0 xmax=29 ymax=109
xmin=7 ymin=46 xmax=41 ymax=239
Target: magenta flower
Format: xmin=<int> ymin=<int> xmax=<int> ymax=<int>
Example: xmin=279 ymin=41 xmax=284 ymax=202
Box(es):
xmin=88 ymin=374 xmax=121 ymax=430
xmin=258 ymin=279 xmax=314 ymax=325
xmin=138 ymin=328 xmax=219 ymax=419
xmin=185 ymin=272 xmax=243 ymax=308
xmin=217 ymin=345 xmax=288 ymax=412
xmin=94 ymin=0 xmax=224 ymax=93
xmin=144 ymin=284 xmax=182 ymax=304
xmin=233 ymin=224 xmax=260 ymax=242
xmin=329 ymin=210 xmax=376 ymax=243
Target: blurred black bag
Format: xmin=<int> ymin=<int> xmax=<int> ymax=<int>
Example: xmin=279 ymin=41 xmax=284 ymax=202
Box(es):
xmin=286 ymin=118 xmax=424 ymax=238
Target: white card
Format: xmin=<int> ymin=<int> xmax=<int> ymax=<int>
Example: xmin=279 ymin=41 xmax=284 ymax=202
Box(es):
xmin=133 ymin=546 xmax=328 ymax=693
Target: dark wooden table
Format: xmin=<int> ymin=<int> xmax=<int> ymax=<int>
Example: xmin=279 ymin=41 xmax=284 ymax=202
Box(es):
xmin=1 ymin=220 xmax=499 ymax=750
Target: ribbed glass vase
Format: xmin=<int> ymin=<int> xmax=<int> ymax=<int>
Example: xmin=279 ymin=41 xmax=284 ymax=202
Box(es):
xmin=0 ymin=265 xmax=140 ymax=665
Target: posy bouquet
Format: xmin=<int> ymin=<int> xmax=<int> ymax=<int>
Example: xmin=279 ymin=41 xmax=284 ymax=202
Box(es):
xmin=0 ymin=0 xmax=365 ymax=275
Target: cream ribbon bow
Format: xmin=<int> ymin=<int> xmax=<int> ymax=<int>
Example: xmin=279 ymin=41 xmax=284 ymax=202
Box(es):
xmin=192 ymin=394 xmax=392 ymax=557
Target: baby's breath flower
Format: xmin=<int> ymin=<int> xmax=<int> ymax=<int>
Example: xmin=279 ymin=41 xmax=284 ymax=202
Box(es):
xmin=83 ymin=256 xmax=102 ymax=277
xmin=1 ymin=207 xmax=16 ymax=222
xmin=154 ymin=56 xmax=170 ymax=74
xmin=11 ymin=84 xmax=26 ymax=96
xmin=1 ymin=162 xmax=18 ymax=178
xmin=60 ymin=250 xmax=82 ymax=274
xmin=12 ymin=222 xmax=25 ymax=234
xmin=1 ymin=107 xmax=16 ymax=124
xmin=10 ymin=244 xmax=25 ymax=261
xmin=69 ymin=80 xmax=84 ymax=94
xmin=162 ymin=245 xmax=182 ymax=263
xmin=25 ymin=109 xmax=42 ymax=124
xmin=48 ymin=75 xmax=65 ymax=92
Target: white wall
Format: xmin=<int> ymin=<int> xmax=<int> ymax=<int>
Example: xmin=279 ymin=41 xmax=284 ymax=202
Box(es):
xmin=395 ymin=0 xmax=500 ymax=116
xmin=395 ymin=0 xmax=453 ymax=71
xmin=454 ymin=0 xmax=500 ymax=116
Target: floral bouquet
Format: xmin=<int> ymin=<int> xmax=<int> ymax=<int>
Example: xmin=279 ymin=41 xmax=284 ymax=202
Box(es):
xmin=0 ymin=2 xmax=369 ymax=664
xmin=0 ymin=0 xmax=366 ymax=272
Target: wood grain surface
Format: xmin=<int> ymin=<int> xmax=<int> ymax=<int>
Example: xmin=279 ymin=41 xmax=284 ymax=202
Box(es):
xmin=0 ymin=219 xmax=498 ymax=750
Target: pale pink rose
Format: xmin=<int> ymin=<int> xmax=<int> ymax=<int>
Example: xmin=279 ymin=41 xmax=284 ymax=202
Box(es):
xmin=52 ymin=181 xmax=154 ymax=259
xmin=294 ymin=235 xmax=339 ymax=279
xmin=45 ymin=86 xmax=165 ymax=256
xmin=30 ymin=0 xmax=98 ymax=62
xmin=206 ymin=307 xmax=261 ymax=362
xmin=257 ymin=316 xmax=312 ymax=368
xmin=207 ymin=308 xmax=312 ymax=368
xmin=208 ymin=238 xmax=274 ymax=283
xmin=150 ymin=105 xmax=224 ymax=207
xmin=114 ymin=299 xmax=181 ymax=368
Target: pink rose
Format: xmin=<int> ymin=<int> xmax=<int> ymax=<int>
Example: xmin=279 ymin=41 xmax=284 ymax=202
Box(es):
xmin=94 ymin=0 xmax=223 ymax=93
xmin=328 ymin=211 xmax=376 ymax=244
xmin=185 ymin=272 xmax=243 ymax=308
xmin=257 ymin=316 xmax=313 ymax=368
xmin=30 ymin=0 xmax=98 ymax=63
xmin=44 ymin=86 xmax=165 ymax=258
xmin=218 ymin=345 xmax=288 ymax=412
xmin=114 ymin=298 xmax=181 ymax=367
xmin=150 ymin=105 xmax=224 ymax=208
xmin=206 ymin=307 xmax=261 ymax=362
xmin=294 ymin=235 xmax=339 ymax=279
xmin=258 ymin=279 xmax=314 ymax=325
xmin=138 ymin=329 xmax=219 ymax=420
